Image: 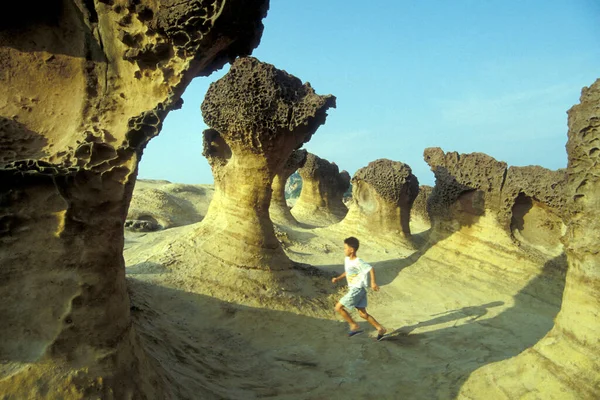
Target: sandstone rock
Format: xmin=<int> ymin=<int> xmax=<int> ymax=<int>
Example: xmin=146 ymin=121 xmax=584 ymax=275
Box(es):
xmin=198 ymin=57 xmax=335 ymax=270
xmin=270 ymin=149 xmax=307 ymax=226
xmin=0 ymin=1 xmax=268 ymax=397
xmin=340 ymin=159 xmax=419 ymax=240
xmin=291 ymin=153 xmax=350 ymax=226
xmin=412 ymin=185 xmax=432 ymax=225
xmin=458 ymin=80 xmax=600 ymax=400
xmin=424 ymin=147 xmax=567 ymax=256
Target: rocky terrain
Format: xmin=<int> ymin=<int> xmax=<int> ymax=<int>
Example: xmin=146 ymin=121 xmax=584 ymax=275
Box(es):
xmin=1 ymin=1 xmax=598 ymax=399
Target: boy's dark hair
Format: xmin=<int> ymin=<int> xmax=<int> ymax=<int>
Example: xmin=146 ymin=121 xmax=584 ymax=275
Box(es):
xmin=344 ymin=236 xmax=360 ymax=251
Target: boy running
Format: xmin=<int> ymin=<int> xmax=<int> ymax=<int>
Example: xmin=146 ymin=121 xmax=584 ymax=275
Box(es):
xmin=332 ymin=237 xmax=387 ymax=340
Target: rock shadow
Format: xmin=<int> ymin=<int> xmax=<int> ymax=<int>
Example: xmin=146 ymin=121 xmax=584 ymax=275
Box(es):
xmin=125 ymin=252 xmax=567 ymax=399
xmin=380 ymin=252 xmax=568 ymax=399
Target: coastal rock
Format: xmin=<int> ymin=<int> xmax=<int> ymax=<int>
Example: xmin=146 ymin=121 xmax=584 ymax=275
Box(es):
xmin=270 ymin=149 xmax=307 ymax=226
xmin=0 ymin=1 xmax=269 ymax=397
xmin=291 ymin=153 xmax=350 ymax=226
xmin=340 ymin=159 xmax=419 ymax=240
xmin=198 ymin=57 xmax=335 ymax=270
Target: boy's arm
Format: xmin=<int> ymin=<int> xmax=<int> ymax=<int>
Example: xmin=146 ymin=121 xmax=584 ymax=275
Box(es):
xmin=370 ymin=268 xmax=380 ymax=291
xmin=331 ymin=271 xmax=346 ymax=284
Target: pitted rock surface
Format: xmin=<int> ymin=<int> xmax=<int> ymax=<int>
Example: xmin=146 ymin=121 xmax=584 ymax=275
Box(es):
xmin=0 ymin=1 xmax=269 ymax=398
xmin=197 ymin=57 xmax=335 ymax=270
xmin=353 ymin=158 xmax=419 ymax=207
xmin=291 ymin=153 xmax=350 ymax=226
xmin=424 ymin=147 xmax=567 ymax=243
xmin=340 ymin=159 xmax=419 ymax=239
xmin=459 ymin=79 xmax=600 ymax=400
xmin=202 ymin=57 xmax=335 ymax=156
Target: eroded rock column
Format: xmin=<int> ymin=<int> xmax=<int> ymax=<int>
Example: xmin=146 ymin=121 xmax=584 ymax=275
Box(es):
xmin=0 ymin=0 xmax=269 ymax=397
xmin=199 ymin=57 xmax=335 ymax=270
xmin=270 ymin=149 xmax=307 ymax=226
xmin=340 ymin=159 xmax=419 ymax=239
xmin=291 ymin=153 xmax=350 ymax=226
xmin=458 ymin=80 xmax=600 ymax=400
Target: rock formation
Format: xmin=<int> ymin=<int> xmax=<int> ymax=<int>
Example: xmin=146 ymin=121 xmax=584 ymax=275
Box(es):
xmin=0 ymin=1 xmax=268 ymax=397
xmin=339 ymin=159 xmax=419 ymax=240
xmin=126 ymin=181 xmax=213 ymax=231
xmin=412 ymin=185 xmax=432 ymax=225
xmin=424 ymin=147 xmax=567 ymax=254
xmin=291 ymin=153 xmax=350 ymax=226
xmin=270 ymin=149 xmax=307 ymax=226
xmin=198 ymin=57 xmax=335 ymax=270
xmin=459 ymin=79 xmax=600 ymax=400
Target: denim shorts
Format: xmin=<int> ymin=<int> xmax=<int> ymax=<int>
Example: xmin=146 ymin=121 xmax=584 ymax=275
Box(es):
xmin=340 ymin=287 xmax=367 ymax=309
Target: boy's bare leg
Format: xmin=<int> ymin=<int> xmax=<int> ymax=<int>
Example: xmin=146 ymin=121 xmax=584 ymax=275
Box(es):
xmin=335 ymin=302 xmax=361 ymax=331
xmin=357 ymin=307 xmax=386 ymax=335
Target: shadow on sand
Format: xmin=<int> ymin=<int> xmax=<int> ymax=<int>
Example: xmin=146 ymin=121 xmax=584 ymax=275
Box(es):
xmin=127 ymin=251 xmax=566 ymax=399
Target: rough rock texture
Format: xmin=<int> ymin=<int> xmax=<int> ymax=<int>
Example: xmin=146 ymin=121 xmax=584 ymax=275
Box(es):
xmin=270 ymin=149 xmax=307 ymax=226
xmin=0 ymin=1 xmax=268 ymax=397
xmin=126 ymin=180 xmax=214 ymax=230
xmin=424 ymin=147 xmax=567 ymax=254
xmin=198 ymin=57 xmax=335 ymax=270
xmin=340 ymin=159 xmax=419 ymax=239
xmin=412 ymin=185 xmax=432 ymax=225
xmin=459 ymin=80 xmax=600 ymax=400
xmin=291 ymin=153 xmax=350 ymax=226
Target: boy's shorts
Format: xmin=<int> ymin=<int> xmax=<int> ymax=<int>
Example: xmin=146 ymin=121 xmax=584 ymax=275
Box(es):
xmin=340 ymin=287 xmax=367 ymax=309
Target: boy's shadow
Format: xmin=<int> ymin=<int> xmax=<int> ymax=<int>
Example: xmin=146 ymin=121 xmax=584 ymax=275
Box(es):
xmin=384 ymin=301 xmax=505 ymax=339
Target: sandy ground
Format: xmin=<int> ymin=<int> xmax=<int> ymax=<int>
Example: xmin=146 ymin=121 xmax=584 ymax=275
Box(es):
xmin=123 ymin=182 xmax=567 ymax=399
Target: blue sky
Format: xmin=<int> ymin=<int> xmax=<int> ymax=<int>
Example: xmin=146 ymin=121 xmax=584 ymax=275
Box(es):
xmin=139 ymin=0 xmax=600 ymax=186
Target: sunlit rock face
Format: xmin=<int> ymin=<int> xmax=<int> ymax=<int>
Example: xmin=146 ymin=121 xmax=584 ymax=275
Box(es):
xmin=340 ymin=159 xmax=419 ymax=240
xmin=270 ymin=149 xmax=307 ymax=226
xmin=424 ymin=147 xmax=567 ymax=256
xmin=0 ymin=1 xmax=268 ymax=397
xmin=458 ymin=79 xmax=600 ymax=400
xmin=199 ymin=57 xmax=336 ymax=270
xmin=291 ymin=153 xmax=350 ymax=226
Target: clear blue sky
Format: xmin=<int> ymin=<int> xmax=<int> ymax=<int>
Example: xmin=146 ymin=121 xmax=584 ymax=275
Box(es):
xmin=139 ymin=0 xmax=600 ymax=186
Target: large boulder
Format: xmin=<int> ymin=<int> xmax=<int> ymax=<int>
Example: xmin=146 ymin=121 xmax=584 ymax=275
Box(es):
xmin=198 ymin=57 xmax=335 ymax=270
xmin=0 ymin=1 xmax=268 ymax=397
xmin=339 ymin=159 xmax=419 ymax=240
xmin=291 ymin=153 xmax=350 ymax=226
xmin=459 ymin=79 xmax=600 ymax=400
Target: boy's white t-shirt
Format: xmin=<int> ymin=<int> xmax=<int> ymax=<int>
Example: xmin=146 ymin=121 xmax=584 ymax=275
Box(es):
xmin=344 ymin=257 xmax=372 ymax=289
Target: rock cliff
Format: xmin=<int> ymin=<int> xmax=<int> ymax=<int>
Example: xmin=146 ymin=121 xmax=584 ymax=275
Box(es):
xmin=270 ymin=149 xmax=307 ymax=226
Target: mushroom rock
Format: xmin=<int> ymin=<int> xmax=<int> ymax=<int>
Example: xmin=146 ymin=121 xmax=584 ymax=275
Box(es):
xmin=0 ymin=0 xmax=269 ymax=397
xmin=339 ymin=159 xmax=419 ymax=239
xmin=270 ymin=149 xmax=307 ymax=226
xmin=291 ymin=153 xmax=350 ymax=226
xmin=424 ymin=148 xmax=567 ymax=254
xmin=459 ymin=79 xmax=600 ymax=400
xmin=198 ymin=57 xmax=336 ymax=270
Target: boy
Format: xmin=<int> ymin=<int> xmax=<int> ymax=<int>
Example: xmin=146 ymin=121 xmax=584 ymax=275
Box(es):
xmin=332 ymin=237 xmax=387 ymax=340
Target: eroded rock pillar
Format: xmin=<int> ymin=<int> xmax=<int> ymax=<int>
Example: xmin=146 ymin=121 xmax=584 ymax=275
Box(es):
xmin=270 ymin=149 xmax=307 ymax=226
xmin=0 ymin=0 xmax=269 ymax=396
xmin=291 ymin=153 xmax=350 ymax=226
xmin=340 ymin=159 xmax=419 ymax=239
xmin=199 ymin=57 xmax=336 ymax=270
